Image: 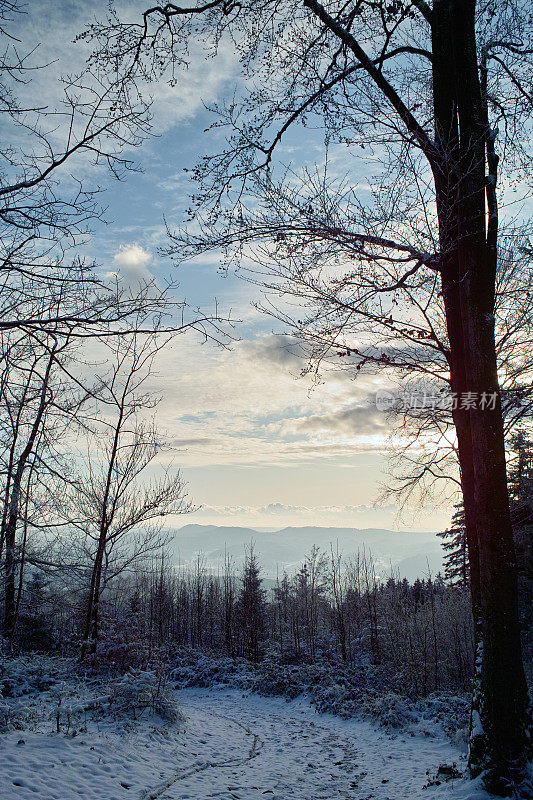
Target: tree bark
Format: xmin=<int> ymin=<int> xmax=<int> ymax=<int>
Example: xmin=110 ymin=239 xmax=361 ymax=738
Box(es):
xmin=80 ymin=386 xmax=125 ymax=660
xmin=432 ymin=0 xmax=530 ymax=788
xmin=80 ymin=537 xmax=106 ymax=659
xmin=2 ymin=345 xmax=56 ymax=644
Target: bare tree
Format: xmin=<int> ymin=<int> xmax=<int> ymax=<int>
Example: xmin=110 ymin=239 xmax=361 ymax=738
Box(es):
xmin=0 ymin=325 xmax=81 ymax=644
xmin=66 ymin=331 xmax=192 ymax=659
xmin=0 ymin=3 xmax=235 ymax=345
xmin=0 ymin=0 xmax=234 ymax=647
xmin=382 ymin=232 xmax=533 ymax=510
xmin=0 ymin=1 xmax=155 ymax=335
xmin=330 ymin=544 xmax=347 ymax=661
xmin=223 ymin=547 xmax=236 ymax=655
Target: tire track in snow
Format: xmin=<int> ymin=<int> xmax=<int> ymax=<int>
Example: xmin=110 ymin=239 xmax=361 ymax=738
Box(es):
xmin=139 ymin=709 xmax=263 ymax=800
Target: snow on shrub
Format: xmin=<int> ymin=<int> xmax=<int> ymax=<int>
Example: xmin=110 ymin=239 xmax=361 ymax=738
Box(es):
xmin=109 ymin=670 xmax=183 ymax=723
xmin=169 ymin=649 xmax=469 ymax=741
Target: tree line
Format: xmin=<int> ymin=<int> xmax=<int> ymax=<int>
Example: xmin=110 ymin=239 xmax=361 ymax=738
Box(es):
xmin=6 ymin=425 xmax=530 ymax=685
xmin=9 ymin=419 xmax=531 ymax=697
xmin=13 ymin=544 xmax=476 ymax=699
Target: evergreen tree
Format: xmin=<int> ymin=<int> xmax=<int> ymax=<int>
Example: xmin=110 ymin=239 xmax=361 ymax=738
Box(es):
xmin=437 ymin=505 xmax=469 ymax=587
xmin=508 ymin=429 xmax=533 ymax=506
xmin=16 ymin=571 xmax=56 ymax=651
xmin=507 ymin=430 xmax=533 ymax=581
xmin=236 ymin=548 xmax=266 ymax=662
xmin=440 ymin=432 xmax=533 ymax=588
xmin=272 ymin=572 xmax=291 ymax=662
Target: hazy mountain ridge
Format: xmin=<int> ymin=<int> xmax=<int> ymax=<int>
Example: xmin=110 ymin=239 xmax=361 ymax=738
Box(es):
xmin=168 ymin=524 xmax=444 ymax=581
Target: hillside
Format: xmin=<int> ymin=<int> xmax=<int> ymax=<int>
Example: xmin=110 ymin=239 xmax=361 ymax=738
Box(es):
xmin=168 ymin=524 xmax=444 ymax=581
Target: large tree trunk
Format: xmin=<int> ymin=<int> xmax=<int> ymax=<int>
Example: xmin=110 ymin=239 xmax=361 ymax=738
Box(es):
xmin=432 ymin=0 xmax=481 ymax=617
xmin=432 ymin=0 xmax=530 ymax=790
xmin=464 ymin=286 xmax=529 ymax=789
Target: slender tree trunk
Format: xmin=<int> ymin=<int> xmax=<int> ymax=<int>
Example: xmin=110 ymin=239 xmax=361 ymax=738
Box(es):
xmin=80 ymin=385 xmax=126 ymax=661
xmin=2 ymin=347 xmax=56 ymax=644
xmin=3 ymin=493 xmax=18 ymax=644
xmin=80 ymin=534 xmax=106 ymax=659
xmin=14 ymin=463 xmax=35 ymax=636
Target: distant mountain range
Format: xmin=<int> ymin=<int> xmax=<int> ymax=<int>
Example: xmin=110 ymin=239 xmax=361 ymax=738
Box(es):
xmin=167 ymin=524 xmax=444 ymax=582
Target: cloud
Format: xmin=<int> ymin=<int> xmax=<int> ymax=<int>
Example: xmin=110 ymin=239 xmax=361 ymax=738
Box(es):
xmin=284 ymin=405 xmax=388 ymax=438
xmin=256 ymin=502 xmax=395 ymax=516
xmin=176 ymin=501 xmax=454 ymax=531
xmin=109 ymin=244 xmax=153 ymax=284
xmin=239 ymin=334 xmax=307 ymax=372
xmin=172 ymin=437 xmax=216 ymax=447
xmin=9 ymin=1 xmax=238 ymax=129
xmin=190 ymin=502 xmax=395 ymax=517
xmin=148 ymin=39 xmax=238 ymax=131
xmin=145 ymin=330 xmax=395 ymax=468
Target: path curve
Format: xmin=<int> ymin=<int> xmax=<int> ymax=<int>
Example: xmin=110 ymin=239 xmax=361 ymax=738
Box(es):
xmin=140 ymin=708 xmax=264 ymax=800
xmin=143 ymin=689 xmax=465 ymax=800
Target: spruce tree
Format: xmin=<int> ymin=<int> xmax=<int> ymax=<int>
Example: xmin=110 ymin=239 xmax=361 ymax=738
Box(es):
xmin=507 ymin=430 xmax=533 ymax=581
xmin=236 ymin=548 xmax=266 ymax=662
xmin=437 ymin=504 xmax=469 ymax=587
xmin=439 ymin=432 xmax=533 ymax=587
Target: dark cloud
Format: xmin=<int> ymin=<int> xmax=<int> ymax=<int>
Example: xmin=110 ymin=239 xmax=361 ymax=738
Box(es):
xmin=292 ymin=404 xmax=388 ymax=436
xmin=239 ymin=334 xmax=306 ymax=371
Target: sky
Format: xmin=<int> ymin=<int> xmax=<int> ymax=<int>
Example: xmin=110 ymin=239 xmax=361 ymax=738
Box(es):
xmin=5 ymin=0 xmax=457 ymax=532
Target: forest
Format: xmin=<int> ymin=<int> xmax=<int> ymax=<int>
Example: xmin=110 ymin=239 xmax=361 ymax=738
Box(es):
xmin=10 ymin=440 xmax=532 ymax=699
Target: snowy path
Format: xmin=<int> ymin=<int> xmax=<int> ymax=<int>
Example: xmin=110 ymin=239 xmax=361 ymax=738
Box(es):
xmin=160 ymin=691 xmax=469 ymax=800
xmin=1 ymin=688 xmax=484 ymax=800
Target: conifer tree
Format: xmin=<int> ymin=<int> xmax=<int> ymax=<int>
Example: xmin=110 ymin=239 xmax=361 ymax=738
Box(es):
xmin=236 ymin=548 xmax=266 ymax=662
xmin=507 ymin=430 xmax=533 ymax=581
xmin=437 ymin=504 xmax=469 ymax=587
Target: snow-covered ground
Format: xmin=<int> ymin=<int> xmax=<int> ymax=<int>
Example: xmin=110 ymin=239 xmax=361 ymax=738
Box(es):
xmin=0 ymin=686 xmax=492 ymax=800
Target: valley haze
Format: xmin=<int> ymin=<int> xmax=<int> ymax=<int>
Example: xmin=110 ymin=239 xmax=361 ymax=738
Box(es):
xmin=169 ymin=524 xmax=444 ymax=582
